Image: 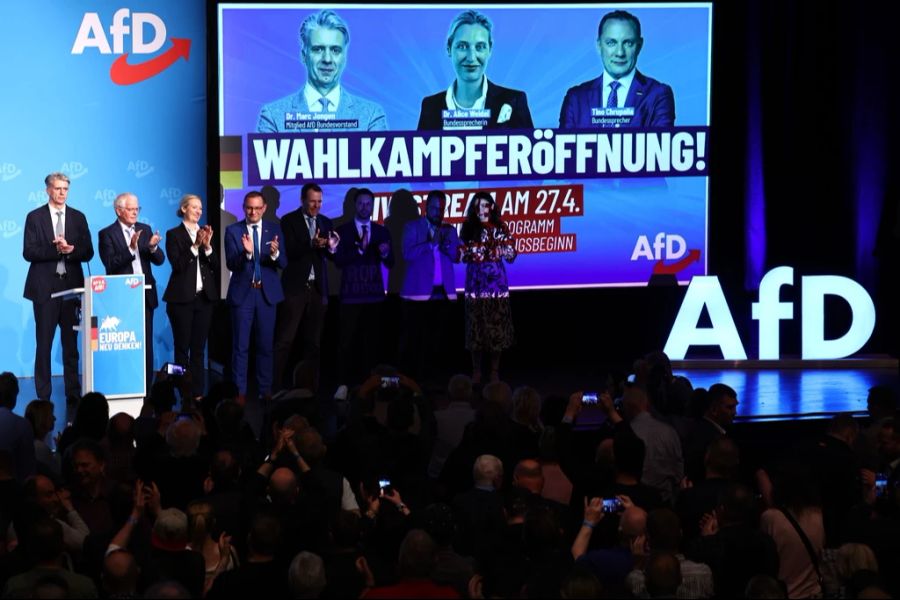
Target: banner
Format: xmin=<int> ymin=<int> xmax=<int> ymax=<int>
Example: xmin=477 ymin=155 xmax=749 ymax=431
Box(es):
xmin=0 ymin=1 xmax=206 ymax=378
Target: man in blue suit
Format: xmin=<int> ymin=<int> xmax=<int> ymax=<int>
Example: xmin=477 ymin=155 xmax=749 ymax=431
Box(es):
xmin=98 ymin=192 xmax=165 ymax=393
xmin=257 ymin=9 xmax=387 ymax=133
xmin=224 ymin=191 xmax=287 ymax=404
xmin=559 ymin=10 xmax=675 ymax=129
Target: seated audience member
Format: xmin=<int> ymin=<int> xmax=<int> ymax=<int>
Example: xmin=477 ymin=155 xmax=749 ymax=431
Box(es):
xmin=451 ymin=454 xmax=505 ymax=557
xmin=208 ymin=512 xmax=289 ymax=597
xmin=676 ymin=437 xmax=739 ymax=542
xmin=686 ymin=483 xmax=778 ymax=597
xmin=25 ymin=399 xmax=58 ymax=480
xmin=0 ymin=372 xmax=36 ymax=483
xmin=572 ymin=499 xmax=647 ymax=594
xmin=759 ymin=460 xmax=825 ymax=599
xmin=362 ymin=529 xmax=460 ymax=598
xmin=68 ymin=439 xmax=116 ymax=538
xmin=0 ymin=517 xmax=98 ymax=599
xmin=625 ymin=508 xmax=714 ymax=598
xmin=288 ymin=551 xmax=327 ymax=599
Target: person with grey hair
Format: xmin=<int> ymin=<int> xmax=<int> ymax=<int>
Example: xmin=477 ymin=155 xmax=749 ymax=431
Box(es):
xmin=418 ymin=9 xmax=533 ymax=131
xmin=98 ymin=192 xmax=166 ymax=393
xmin=288 ymin=551 xmax=327 ymax=599
xmin=363 ymin=530 xmax=459 ymax=597
xmin=257 ymin=9 xmax=387 ymax=132
xmin=451 ymin=454 xmax=505 ymax=556
xmin=162 ymin=194 xmax=219 ymax=399
xmin=146 ymin=508 xmax=206 ymax=598
xmin=428 ymin=374 xmax=476 ymax=478
xmin=24 ymin=171 xmax=94 ymax=404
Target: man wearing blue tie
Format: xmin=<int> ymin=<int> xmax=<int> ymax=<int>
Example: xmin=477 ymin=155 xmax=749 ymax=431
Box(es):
xmin=224 ymin=191 xmax=287 ymax=404
xmin=559 ymin=10 xmax=675 ymax=129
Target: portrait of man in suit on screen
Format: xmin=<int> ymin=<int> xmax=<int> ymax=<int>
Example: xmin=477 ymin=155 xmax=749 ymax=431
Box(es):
xmin=257 ymin=9 xmax=388 ymax=133
xmin=559 ymin=10 xmax=675 ymax=130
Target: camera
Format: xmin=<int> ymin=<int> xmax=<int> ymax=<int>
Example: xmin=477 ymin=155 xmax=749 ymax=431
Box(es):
xmin=381 ymin=376 xmax=400 ymax=388
xmin=582 ymin=392 xmax=599 ymax=405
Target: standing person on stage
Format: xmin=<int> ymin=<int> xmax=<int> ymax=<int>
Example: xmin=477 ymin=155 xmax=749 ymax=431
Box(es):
xmin=98 ymin=193 xmax=165 ymax=394
xmin=225 ymin=191 xmax=287 ymax=404
xmin=163 ymin=194 xmax=219 ymax=400
xmin=458 ymin=191 xmax=516 ymax=384
xmin=23 ymin=172 xmax=94 ymax=404
xmin=333 ymin=188 xmax=394 ymax=383
xmin=400 ymin=190 xmax=460 ymax=382
xmin=273 ymin=183 xmax=340 ymax=391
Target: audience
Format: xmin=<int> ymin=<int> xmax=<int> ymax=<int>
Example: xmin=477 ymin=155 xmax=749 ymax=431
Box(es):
xmin=0 ymin=350 xmax=897 ymax=599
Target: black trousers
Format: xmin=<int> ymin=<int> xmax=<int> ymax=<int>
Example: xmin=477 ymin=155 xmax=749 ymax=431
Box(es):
xmin=33 ymin=294 xmax=81 ymax=402
xmin=400 ymin=290 xmax=452 ymax=382
xmin=338 ymin=301 xmax=385 ymax=384
xmin=272 ymin=285 xmax=326 ymax=391
xmin=166 ymin=294 xmax=214 ymax=397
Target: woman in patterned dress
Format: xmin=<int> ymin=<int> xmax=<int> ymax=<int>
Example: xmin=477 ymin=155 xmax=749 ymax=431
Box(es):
xmin=458 ymin=191 xmax=517 ymax=383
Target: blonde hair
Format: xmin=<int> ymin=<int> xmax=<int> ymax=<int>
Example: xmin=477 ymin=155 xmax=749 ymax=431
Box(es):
xmin=178 ymin=194 xmax=202 ymax=218
xmin=836 ymin=543 xmax=878 ymax=579
xmin=187 ymin=500 xmax=216 ymax=548
xmin=512 ymin=386 xmax=542 ymax=430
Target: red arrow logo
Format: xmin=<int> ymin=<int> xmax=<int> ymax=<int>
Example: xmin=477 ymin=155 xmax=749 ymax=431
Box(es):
xmin=109 ymin=38 xmax=191 ymax=86
xmin=652 ymin=249 xmax=701 ymax=275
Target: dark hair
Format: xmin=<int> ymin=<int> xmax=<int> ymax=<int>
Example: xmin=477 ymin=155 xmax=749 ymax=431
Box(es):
xmin=425 ymin=189 xmax=446 ymax=205
xmin=243 ymin=190 xmax=264 ymax=205
xmin=0 ymin=372 xmax=19 ymax=409
xmin=354 ymin=187 xmax=374 ymax=201
xmin=248 ymin=512 xmax=282 ymax=556
xmin=386 ymin=395 xmax=416 ymax=432
xmin=70 ymin=438 xmax=107 ymax=464
xmin=646 ymin=508 xmax=682 ymax=553
xmin=645 ymin=552 xmax=682 ymax=597
xmin=708 ymin=383 xmax=737 ymax=407
xmin=72 ymin=392 xmax=109 ymax=441
xmin=614 ymin=428 xmax=646 ymax=479
xmin=704 ymin=437 xmax=739 ymax=479
xmin=149 ymin=379 xmax=178 ymax=415
xmin=597 ymin=9 xmax=642 ymax=39
xmin=460 ymin=191 xmax=502 ymax=243
xmin=301 ymin=182 xmax=323 ymax=201
xmin=719 ymin=483 xmax=756 ymax=526
xmin=28 ymin=517 xmax=65 ymax=563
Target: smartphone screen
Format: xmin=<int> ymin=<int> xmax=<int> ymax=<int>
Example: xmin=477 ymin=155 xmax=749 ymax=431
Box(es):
xmin=582 ymin=392 xmax=599 ymax=405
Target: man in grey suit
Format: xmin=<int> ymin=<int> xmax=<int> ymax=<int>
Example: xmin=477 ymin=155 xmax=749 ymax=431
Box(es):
xmin=257 ymin=9 xmax=388 ymax=133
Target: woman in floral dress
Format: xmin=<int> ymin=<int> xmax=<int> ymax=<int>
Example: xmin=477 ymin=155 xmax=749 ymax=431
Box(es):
xmin=458 ymin=191 xmax=517 ymax=383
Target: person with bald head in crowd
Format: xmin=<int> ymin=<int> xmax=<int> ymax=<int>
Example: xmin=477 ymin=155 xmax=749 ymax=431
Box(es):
xmin=99 ymin=192 xmax=165 ymax=393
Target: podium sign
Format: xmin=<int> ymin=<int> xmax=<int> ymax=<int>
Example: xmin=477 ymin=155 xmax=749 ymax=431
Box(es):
xmin=83 ymin=275 xmax=146 ymax=398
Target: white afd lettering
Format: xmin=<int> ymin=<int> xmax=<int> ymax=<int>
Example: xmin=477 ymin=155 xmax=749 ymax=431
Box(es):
xmin=71 ymin=9 xmax=166 ymax=55
xmin=631 ymin=233 xmax=687 ymax=261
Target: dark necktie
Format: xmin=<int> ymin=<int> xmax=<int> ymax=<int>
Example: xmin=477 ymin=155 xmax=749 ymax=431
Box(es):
xmin=55 ymin=211 xmax=66 ymax=276
xmin=252 ymin=225 xmax=261 ymax=283
xmin=361 ymin=224 xmax=369 ymax=251
xmin=606 ymin=80 xmax=621 ymax=108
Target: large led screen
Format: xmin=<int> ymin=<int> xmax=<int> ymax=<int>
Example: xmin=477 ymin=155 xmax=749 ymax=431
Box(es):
xmin=217 ymin=3 xmax=712 ymax=289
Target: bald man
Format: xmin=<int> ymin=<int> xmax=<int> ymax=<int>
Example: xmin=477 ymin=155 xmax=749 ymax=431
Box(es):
xmin=98 ymin=192 xmax=165 ymax=393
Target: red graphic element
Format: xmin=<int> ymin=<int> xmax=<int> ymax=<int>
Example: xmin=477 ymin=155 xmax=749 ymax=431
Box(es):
xmin=126 ymin=278 xmax=142 ymax=288
xmin=653 ymin=249 xmax=701 ymax=275
xmin=92 ymin=277 xmax=107 ymax=293
xmin=109 ymin=38 xmax=191 ymax=85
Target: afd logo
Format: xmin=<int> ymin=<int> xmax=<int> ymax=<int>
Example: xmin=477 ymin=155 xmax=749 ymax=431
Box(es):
xmin=124 ymin=277 xmax=142 ymax=288
xmin=71 ymin=9 xmax=191 ymax=85
xmin=61 ymin=162 xmax=89 ymax=180
xmin=632 ymin=233 xmax=701 ymax=277
xmin=160 ymin=187 xmax=183 ymax=205
xmin=95 ymin=189 xmax=117 ymax=207
xmin=0 ymin=220 xmax=22 ymax=239
xmin=28 ymin=190 xmax=48 ymax=206
xmin=127 ymin=160 xmax=155 ymax=179
xmin=0 ymin=163 xmax=22 ymax=182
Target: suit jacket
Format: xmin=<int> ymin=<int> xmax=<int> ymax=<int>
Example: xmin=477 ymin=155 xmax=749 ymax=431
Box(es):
xmin=400 ymin=217 xmax=459 ymax=301
xmin=23 ymin=204 xmax=94 ymax=302
xmin=333 ymin=220 xmax=394 ymax=304
xmin=257 ymin=87 xmax=388 ymax=132
xmin=280 ymin=209 xmax=335 ymax=299
xmin=417 ymin=79 xmax=533 ymax=131
xmin=98 ymin=221 xmax=166 ymax=309
xmin=559 ymin=70 xmax=675 ymax=129
xmin=224 ymin=220 xmax=286 ymax=307
xmin=162 ymin=224 xmax=219 ymax=304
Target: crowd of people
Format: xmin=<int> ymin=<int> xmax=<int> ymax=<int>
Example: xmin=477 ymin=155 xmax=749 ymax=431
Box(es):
xmin=0 ymin=352 xmax=898 ymax=599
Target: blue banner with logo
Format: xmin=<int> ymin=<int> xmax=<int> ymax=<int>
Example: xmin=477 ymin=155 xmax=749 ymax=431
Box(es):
xmin=0 ymin=1 xmax=206 ymax=378
xmin=89 ymin=275 xmax=146 ymax=396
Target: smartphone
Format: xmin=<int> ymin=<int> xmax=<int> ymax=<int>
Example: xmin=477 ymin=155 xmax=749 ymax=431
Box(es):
xmin=582 ymin=392 xmax=599 ymax=405
xmin=164 ymin=362 xmax=185 ymax=376
xmin=602 ymin=498 xmax=624 ymax=514
xmin=874 ymin=474 xmax=889 ymax=498
xmin=381 ymin=376 xmax=400 ymax=388
xmin=378 ymin=478 xmax=392 ymax=495
xmin=626 ymin=373 xmax=636 ymax=383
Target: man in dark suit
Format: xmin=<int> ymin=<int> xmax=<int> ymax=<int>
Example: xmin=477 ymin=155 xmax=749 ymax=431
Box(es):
xmin=333 ymin=188 xmax=394 ymax=383
xmin=23 ymin=172 xmax=94 ymax=403
xmin=559 ymin=10 xmax=675 ymax=129
xmin=417 ymin=9 xmax=533 ymax=131
xmin=98 ymin=193 xmax=165 ymax=394
xmin=272 ymin=183 xmax=340 ymax=391
xmin=224 ymin=191 xmax=287 ymax=403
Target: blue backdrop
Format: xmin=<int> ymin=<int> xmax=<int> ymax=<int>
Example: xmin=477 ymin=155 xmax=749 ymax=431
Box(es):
xmin=0 ymin=1 xmax=206 ymax=378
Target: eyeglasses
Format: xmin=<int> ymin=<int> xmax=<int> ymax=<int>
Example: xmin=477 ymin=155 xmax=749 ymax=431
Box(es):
xmin=243 ymin=205 xmax=265 ymax=212
xmin=119 ymin=206 xmax=141 ymax=213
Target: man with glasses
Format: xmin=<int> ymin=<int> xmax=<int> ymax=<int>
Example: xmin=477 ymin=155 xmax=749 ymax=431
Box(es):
xmin=224 ymin=191 xmax=287 ymax=405
xmin=98 ymin=192 xmax=165 ymax=394
xmin=23 ymin=172 xmax=94 ymax=404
